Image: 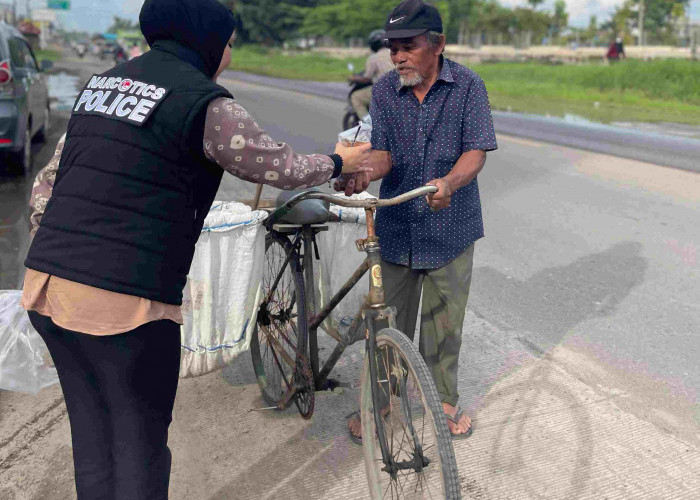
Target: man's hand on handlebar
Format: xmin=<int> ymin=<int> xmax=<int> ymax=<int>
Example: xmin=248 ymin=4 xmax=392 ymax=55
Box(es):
xmin=426 ymin=178 xmax=453 ymax=211
xmin=335 ymin=142 xmax=372 ymax=175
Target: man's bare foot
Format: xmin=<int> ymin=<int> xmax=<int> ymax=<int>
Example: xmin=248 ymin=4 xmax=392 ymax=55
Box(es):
xmin=347 ymin=407 xmax=391 ymax=445
xmin=443 ymin=402 xmax=472 ymax=437
xmin=348 ymin=411 xmax=362 ymax=443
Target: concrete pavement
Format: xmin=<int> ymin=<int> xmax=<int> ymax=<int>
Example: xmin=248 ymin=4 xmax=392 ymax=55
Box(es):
xmin=1 ymin=60 xmax=699 ymax=499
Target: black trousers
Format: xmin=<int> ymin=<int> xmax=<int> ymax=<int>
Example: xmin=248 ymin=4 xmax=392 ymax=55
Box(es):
xmin=29 ymin=312 xmax=181 ymax=500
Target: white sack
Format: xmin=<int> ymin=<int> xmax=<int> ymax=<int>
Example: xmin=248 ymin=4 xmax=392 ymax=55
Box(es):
xmin=0 ymin=290 xmax=59 ymax=394
xmin=315 ymin=193 xmax=376 ymax=336
xmin=180 ymin=202 xmax=268 ymax=378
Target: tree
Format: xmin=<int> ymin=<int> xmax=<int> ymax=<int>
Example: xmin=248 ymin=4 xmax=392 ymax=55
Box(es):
xmin=107 ymin=16 xmax=139 ymax=33
xmin=236 ymin=0 xmax=323 ymax=45
xmin=553 ymin=0 xmax=568 ymax=34
xmin=527 ymin=0 xmax=545 ymax=10
xmin=300 ymin=0 xmax=406 ymax=42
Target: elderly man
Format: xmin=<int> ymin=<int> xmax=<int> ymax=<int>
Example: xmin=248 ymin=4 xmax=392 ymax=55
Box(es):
xmin=341 ymin=0 xmax=498 ymax=442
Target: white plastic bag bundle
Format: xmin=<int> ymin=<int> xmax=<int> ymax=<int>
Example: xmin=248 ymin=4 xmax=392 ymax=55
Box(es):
xmin=0 ymin=290 xmax=59 ymax=394
xmin=315 ymin=193 xmax=377 ymax=336
xmin=179 ymin=202 xmax=268 ymax=378
xmin=338 ymin=115 xmax=373 ymax=146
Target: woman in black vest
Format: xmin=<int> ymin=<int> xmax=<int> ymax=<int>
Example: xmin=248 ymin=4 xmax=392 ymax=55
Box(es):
xmin=21 ymin=1 xmax=370 ymax=498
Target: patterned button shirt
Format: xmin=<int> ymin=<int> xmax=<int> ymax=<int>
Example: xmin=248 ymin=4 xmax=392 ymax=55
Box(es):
xmin=370 ymin=58 xmax=498 ymax=269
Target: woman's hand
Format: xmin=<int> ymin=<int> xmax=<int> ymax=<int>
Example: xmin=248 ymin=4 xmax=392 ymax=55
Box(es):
xmin=335 ymin=142 xmax=372 ymax=174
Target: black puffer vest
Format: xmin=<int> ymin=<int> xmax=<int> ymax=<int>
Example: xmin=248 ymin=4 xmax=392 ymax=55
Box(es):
xmin=25 ymin=46 xmax=232 ymax=305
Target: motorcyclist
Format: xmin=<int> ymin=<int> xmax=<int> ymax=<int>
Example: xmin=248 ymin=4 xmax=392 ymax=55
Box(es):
xmin=348 ymin=29 xmax=394 ymax=120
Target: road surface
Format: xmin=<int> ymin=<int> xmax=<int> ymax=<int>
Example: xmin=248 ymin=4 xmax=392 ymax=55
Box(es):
xmin=0 ymin=56 xmax=698 ymax=499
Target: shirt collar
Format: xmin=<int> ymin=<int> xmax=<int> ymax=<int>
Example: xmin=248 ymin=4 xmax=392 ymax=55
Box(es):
xmin=396 ymin=56 xmax=455 ymax=93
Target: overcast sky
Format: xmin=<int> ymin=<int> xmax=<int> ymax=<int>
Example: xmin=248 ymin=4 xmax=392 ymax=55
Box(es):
xmin=25 ymin=0 xmax=700 ymax=34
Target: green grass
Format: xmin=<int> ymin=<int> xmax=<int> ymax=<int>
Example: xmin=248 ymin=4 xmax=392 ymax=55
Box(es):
xmin=228 ymin=46 xmax=700 ymax=125
xmin=229 ymin=45 xmax=365 ymax=82
xmin=468 ymin=60 xmax=700 ymax=125
xmin=34 ymin=49 xmax=62 ymax=63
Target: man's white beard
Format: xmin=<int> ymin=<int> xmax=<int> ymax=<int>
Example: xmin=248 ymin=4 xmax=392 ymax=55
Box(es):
xmin=398 ymin=70 xmax=424 ymax=87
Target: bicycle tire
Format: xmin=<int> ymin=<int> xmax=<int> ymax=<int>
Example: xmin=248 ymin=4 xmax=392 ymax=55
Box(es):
xmin=250 ymin=232 xmax=309 ymax=408
xmin=361 ymin=328 xmax=461 ymax=499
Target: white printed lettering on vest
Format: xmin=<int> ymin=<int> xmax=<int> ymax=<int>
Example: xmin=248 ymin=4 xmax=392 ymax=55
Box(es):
xmin=130 ymin=81 xmax=146 ymax=95
xmin=94 ymin=91 xmax=112 ymax=113
xmin=118 ymin=79 xmax=133 ymax=92
xmin=152 ymin=88 xmax=166 ymax=100
xmin=74 ymin=90 xmax=93 ymax=111
xmin=88 ymin=76 xmax=101 ymax=89
xmin=111 ymin=77 xmax=122 ymax=90
xmin=142 ymin=85 xmax=156 ymax=98
xmin=128 ymin=99 xmax=156 ymax=123
xmin=116 ymin=96 xmax=138 ymax=117
xmin=106 ymin=93 xmax=125 ymax=115
xmin=84 ymin=91 xmax=104 ymax=112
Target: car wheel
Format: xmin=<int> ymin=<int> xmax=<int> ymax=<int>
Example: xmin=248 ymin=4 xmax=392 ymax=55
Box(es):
xmin=36 ymin=105 xmax=50 ymax=143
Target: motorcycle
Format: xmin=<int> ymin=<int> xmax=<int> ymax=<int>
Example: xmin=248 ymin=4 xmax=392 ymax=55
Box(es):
xmin=342 ymin=63 xmax=372 ymax=131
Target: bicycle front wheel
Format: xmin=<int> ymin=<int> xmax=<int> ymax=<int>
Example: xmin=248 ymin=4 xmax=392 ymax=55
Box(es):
xmin=250 ymin=232 xmax=311 ymax=416
xmin=361 ymin=328 xmax=460 ymax=499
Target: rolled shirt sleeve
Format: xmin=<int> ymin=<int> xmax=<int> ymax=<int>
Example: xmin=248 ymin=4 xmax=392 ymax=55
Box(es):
xmin=203 ymin=98 xmax=335 ymax=189
xmin=29 ymin=133 xmax=65 ymax=237
xmin=461 ymin=77 xmax=498 ymax=153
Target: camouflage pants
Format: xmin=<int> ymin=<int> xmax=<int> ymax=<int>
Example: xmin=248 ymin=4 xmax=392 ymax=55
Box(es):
xmin=381 ymin=245 xmax=474 ymax=407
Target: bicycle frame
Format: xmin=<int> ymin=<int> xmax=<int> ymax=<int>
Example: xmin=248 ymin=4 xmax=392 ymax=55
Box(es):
xmin=275 ymin=207 xmax=401 ymax=471
xmin=262 ymin=187 xmax=437 ymax=474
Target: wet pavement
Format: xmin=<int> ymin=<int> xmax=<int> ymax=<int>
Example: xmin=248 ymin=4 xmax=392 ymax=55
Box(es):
xmin=1 ymin=55 xmax=699 ymax=499
xmin=0 ymin=57 xmax=111 ymax=291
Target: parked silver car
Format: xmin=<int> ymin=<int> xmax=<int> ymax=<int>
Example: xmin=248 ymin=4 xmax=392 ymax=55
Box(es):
xmin=0 ymin=22 xmax=51 ymax=175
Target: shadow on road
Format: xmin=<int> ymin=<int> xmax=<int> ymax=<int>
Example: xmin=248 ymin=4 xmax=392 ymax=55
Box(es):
xmin=461 ymin=241 xmax=647 ymax=498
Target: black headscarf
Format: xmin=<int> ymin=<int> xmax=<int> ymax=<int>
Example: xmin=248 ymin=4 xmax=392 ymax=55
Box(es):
xmin=139 ymin=0 xmax=236 ymax=79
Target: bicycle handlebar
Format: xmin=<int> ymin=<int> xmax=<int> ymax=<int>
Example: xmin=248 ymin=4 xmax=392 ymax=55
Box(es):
xmin=266 ymin=186 xmax=438 ymax=227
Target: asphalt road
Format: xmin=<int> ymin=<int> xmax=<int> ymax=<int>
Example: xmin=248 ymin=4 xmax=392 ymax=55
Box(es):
xmin=225 ymin=70 xmax=700 ymax=173
xmin=0 ymin=57 xmax=698 ymax=499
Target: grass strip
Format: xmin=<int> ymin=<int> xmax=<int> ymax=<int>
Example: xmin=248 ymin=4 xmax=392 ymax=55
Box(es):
xmin=228 ymin=46 xmax=700 ymax=125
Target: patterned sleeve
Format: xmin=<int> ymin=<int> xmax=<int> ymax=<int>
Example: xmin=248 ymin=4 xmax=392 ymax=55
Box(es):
xmin=203 ymin=98 xmax=335 ymax=189
xmin=29 ymin=133 xmax=65 ymax=237
xmin=461 ymin=77 xmax=498 ymax=153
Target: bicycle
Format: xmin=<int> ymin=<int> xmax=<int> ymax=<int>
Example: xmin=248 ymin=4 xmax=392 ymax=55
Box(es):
xmin=249 ymin=186 xmax=461 ymax=499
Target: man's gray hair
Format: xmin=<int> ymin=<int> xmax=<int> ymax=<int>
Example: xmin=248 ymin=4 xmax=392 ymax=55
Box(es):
xmin=425 ymin=31 xmax=445 ymax=49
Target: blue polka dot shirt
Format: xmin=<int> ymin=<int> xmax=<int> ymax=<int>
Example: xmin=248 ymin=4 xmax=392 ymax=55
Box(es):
xmin=370 ymin=58 xmax=498 ymax=270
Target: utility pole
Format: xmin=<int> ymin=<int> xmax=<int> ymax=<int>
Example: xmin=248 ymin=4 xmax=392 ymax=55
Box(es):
xmin=637 ymin=0 xmax=645 ymax=47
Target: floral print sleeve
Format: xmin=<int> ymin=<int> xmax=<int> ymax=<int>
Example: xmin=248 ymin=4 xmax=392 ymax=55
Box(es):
xmin=29 ymin=133 xmax=65 ymax=237
xmin=203 ymin=98 xmax=335 ymax=189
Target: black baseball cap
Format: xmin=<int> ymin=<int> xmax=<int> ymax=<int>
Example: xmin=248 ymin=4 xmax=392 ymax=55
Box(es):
xmin=384 ymin=0 xmax=443 ymax=40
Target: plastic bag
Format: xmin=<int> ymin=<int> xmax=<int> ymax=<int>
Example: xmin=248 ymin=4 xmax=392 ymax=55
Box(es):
xmin=179 ymin=201 xmax=268 ymax=378
xmin=338 ymin=115 xmax=373 ymax=146
xmin=0 ymin=290 xmax=59 ymax=394
xmin=314 ymin=193 xmax=377 ymax=336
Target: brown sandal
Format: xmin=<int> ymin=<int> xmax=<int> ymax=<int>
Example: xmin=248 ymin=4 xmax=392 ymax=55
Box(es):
xmin=446 ymin=406 xmax=473 ymax=440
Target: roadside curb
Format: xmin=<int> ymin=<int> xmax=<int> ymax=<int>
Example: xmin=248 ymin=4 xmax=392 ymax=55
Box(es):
xmin=223 ymin=69 xmax=700 ymax=174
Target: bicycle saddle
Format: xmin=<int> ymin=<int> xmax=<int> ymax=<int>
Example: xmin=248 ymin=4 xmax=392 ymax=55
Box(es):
xmin=275 ymin=188 xmax=330 ymax=225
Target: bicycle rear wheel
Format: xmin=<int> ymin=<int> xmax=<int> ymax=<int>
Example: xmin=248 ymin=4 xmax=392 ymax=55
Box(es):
xmin=361 ymin=328 xmax=460 ymax=499
xmin=250 ymin=232 xmax=312 ymax=417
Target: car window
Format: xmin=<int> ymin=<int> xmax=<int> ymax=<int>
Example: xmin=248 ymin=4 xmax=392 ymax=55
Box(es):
xmin=8 ymin=38 xmax=38 ymax=71
xmin=8 ymin=39 xmax=24 ymax=68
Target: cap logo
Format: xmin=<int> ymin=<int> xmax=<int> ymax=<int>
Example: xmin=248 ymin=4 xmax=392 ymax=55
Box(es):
xmin=389 ymin=16 xmax=406 ymax=24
